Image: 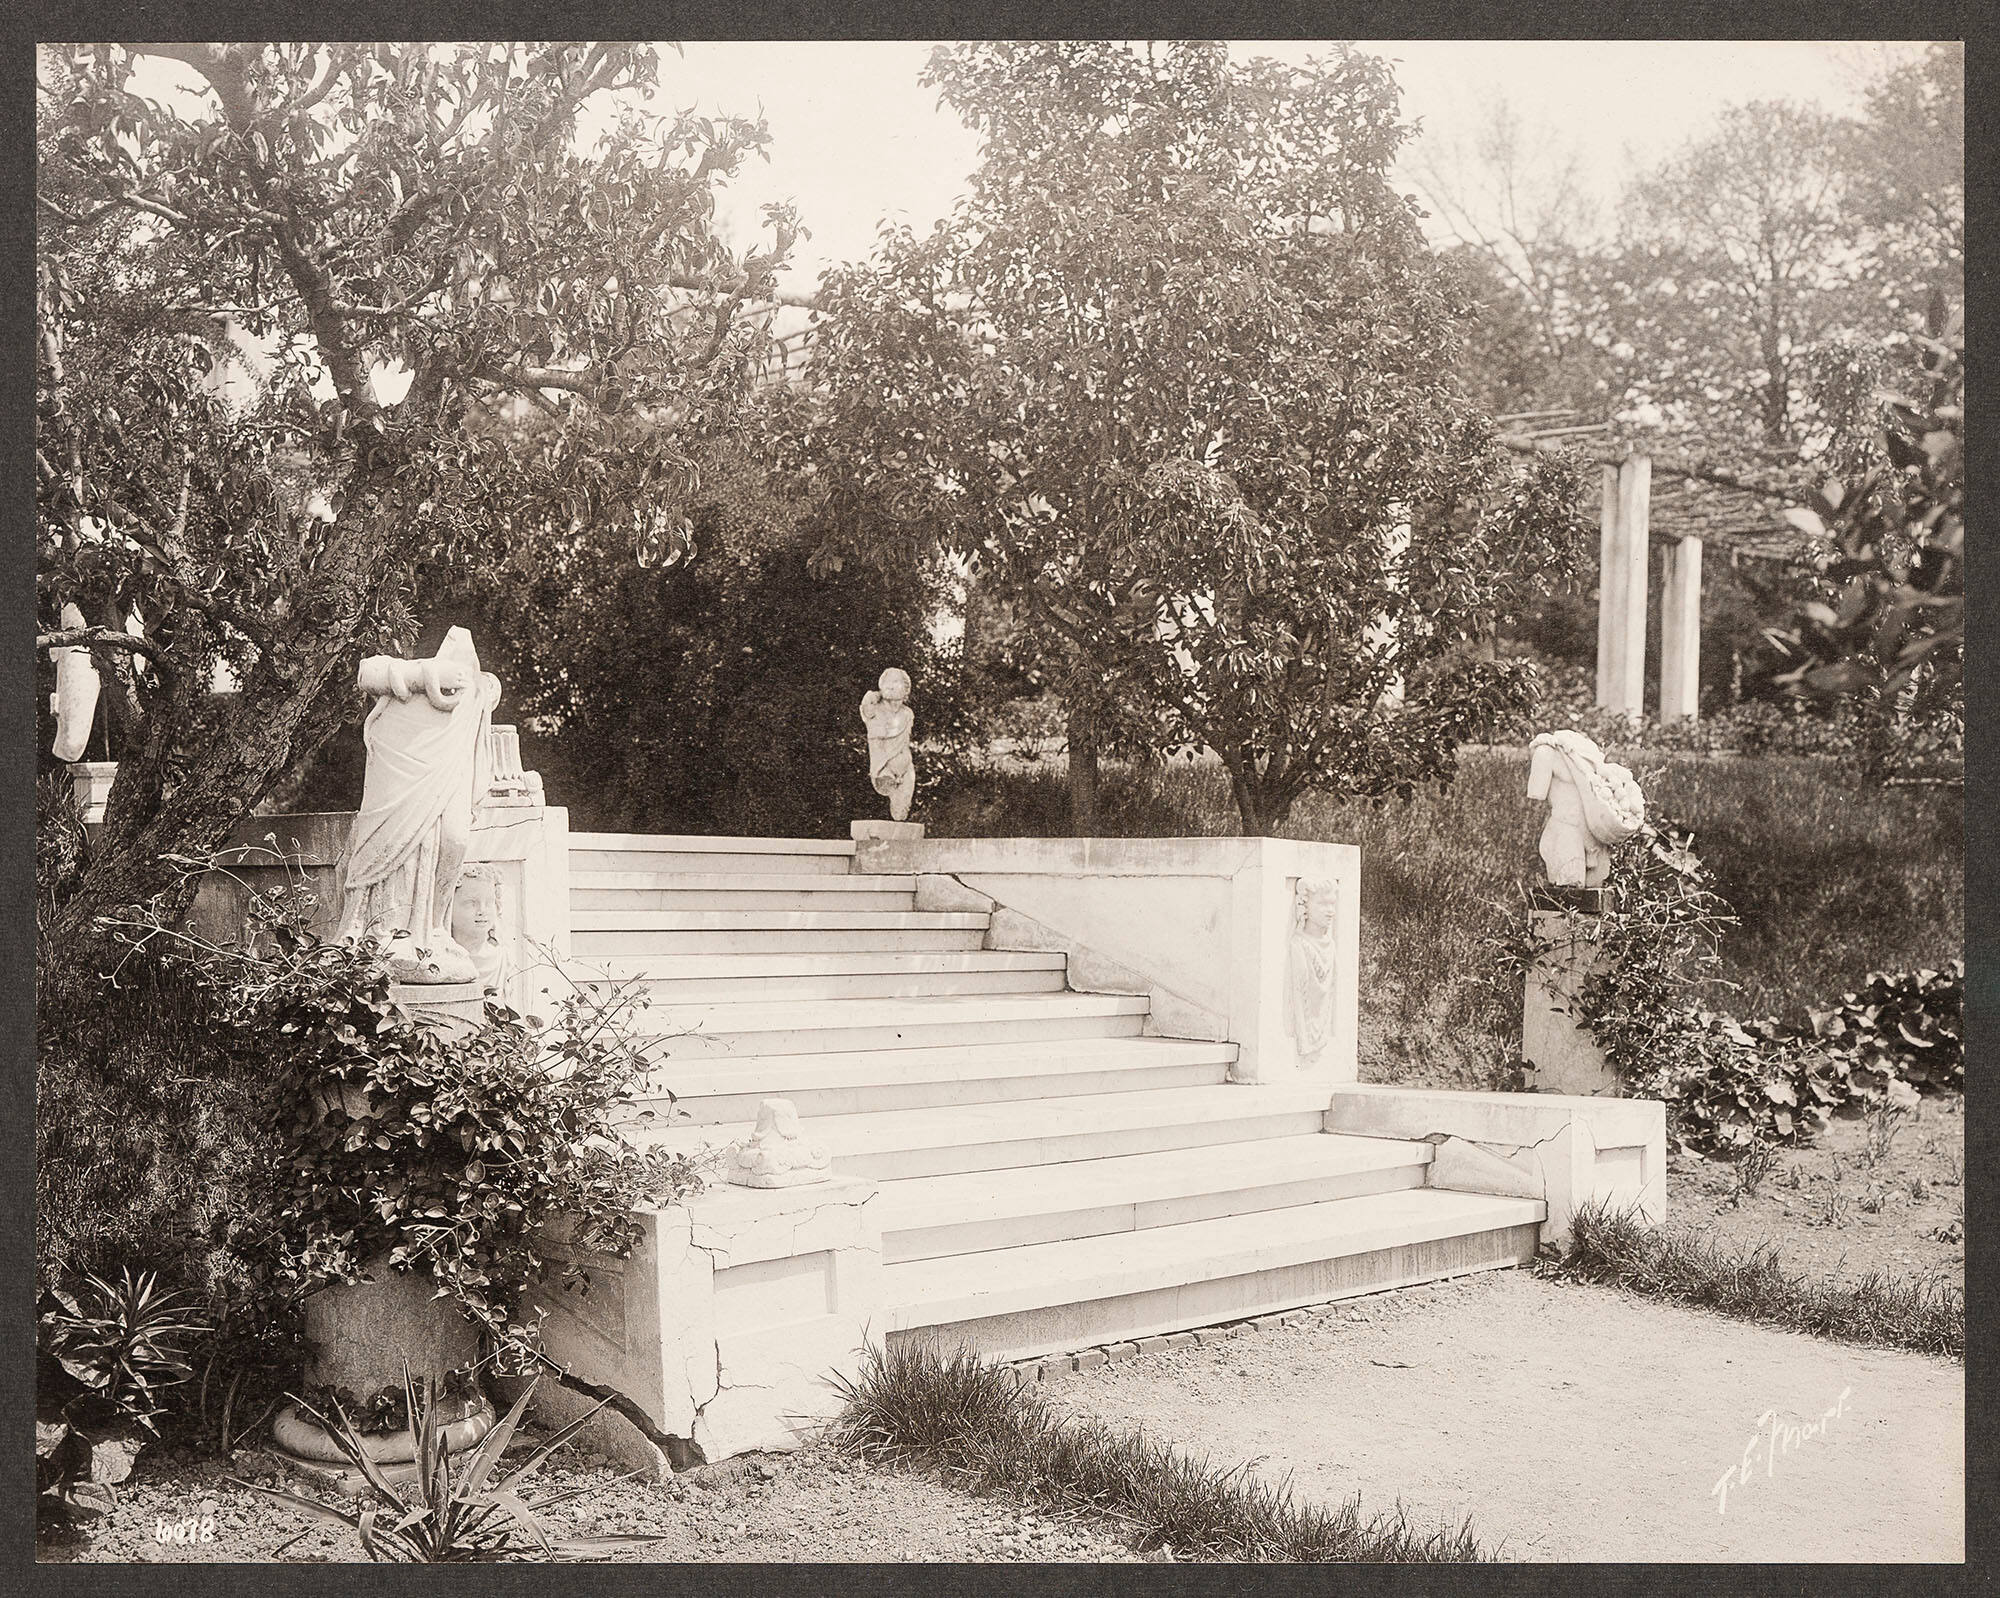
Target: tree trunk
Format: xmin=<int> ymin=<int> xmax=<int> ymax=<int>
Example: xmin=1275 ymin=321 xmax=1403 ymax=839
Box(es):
xmin=1066 ymin=695 xmax=1100 ymax=837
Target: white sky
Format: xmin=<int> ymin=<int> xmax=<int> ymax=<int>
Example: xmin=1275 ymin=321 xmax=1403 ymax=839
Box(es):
xmin=108 ymin=39 xmax=1936 ymax=295
xmin=651 ymin=41 xmax=1934 ymax=288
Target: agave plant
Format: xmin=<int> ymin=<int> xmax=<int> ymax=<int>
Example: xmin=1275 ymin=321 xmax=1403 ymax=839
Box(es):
xmin=230 ymin=1371 xmax=666 ymax=1562
xmin=40 ymin=1267 xmax=207 ymax=1433
xmin=38 ymin=1267 xmax=208 ymax=1517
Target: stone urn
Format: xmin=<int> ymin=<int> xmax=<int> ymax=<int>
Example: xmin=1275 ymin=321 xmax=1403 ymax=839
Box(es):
xmin=271 ymin=1256 xmax=497 ymax=1480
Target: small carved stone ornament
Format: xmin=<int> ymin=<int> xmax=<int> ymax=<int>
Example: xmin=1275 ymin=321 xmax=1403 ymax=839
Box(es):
xmin=859 ymin=667 xmax=916 ymax=822
xmin=725 ymin=1099 xmax=833 ymax=1188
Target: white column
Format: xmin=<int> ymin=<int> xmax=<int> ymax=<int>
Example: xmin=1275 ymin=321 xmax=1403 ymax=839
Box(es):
xmin=1594 ymin=466 xmax=1622 ymax=708
xmin=1608 ymin=456 xmax=1650 ymax=719
xmin=1659 ymin=535 xmax=1703 ymax=721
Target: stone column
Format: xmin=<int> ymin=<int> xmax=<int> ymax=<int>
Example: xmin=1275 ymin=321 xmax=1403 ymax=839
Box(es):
xmin=1609 ymin=456 xmax=1650 ymax=719
xmin=1594 ymin=465 xmax=1623 ymax=708
xmin=1368 ymin=510 xmax=1410 ymax=711
xmin=1659 ymin=535 xmax=1703 ymax=722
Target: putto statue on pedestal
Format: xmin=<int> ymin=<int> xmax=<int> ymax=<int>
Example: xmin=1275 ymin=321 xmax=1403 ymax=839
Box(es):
xmin=335 ymin=627 xmax=501 ymax=983
xmin=859 ymin=667 xmax=916 ymax=823
xmin=1526 ymin=730 xmax=1646 ymax=888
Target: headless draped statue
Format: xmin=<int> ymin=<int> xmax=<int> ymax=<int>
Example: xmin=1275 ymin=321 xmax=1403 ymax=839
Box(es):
xmin=1526 ymin=730 xmax=1646 ymax=888
xmin=336 ymin=628 xmax=501 ymax=983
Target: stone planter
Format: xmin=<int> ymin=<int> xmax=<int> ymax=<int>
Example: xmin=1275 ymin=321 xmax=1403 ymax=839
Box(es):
xmin=271 ymin=1260 xmax=496 ymax=1477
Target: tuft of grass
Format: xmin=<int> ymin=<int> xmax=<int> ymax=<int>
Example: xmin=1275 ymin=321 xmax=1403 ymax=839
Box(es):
xmin=1732 ymin=1141 xmax=1780 ymax=1201
xmin=827 ymin=1337 xmax=1491 ymax=1563
xmin=1548 ymin=1201 xmax=1962 ymax=1360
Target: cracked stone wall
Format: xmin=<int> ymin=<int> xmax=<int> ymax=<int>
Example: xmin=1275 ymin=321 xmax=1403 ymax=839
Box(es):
xmin=525 ymin=1177 xmax=882 ymax=1475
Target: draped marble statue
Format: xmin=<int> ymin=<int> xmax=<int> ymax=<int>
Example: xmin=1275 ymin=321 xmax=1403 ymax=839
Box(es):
xmin=860 ymin=667 xmax=916 ymax=822
xmin=1526 ymin=730 xmax=1646 ymax=888
xmin=1284 ymin=876 xmax=1339 ymax=1065
xmin=49 ymin=602 xmax=101 ymax=764
xmin=335 ymin=627 xmax=501 ymax=983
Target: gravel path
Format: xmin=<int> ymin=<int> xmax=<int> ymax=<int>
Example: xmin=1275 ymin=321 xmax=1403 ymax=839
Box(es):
xmin=44 ymin=1265 xmax=1961 ymax=1565
xmin=1036 ymin=1268 xmax=1963 ymax=1562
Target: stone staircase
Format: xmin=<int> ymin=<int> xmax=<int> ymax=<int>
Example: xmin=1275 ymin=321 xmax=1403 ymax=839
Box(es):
xmin=562 ymin=831 xmax=1545 ymax=1364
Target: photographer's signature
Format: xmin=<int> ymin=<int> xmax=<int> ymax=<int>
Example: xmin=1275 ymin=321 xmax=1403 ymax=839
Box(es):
xmin=1711 ymin=1387 xmax=1853 ymax=1514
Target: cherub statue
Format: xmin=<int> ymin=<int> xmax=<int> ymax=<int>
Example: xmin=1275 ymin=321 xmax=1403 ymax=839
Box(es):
xmin=1526 ymin=730 xmax=1646 ymax=888
xmin=859 ymin=667 xmax=916 ymax=822
xmin=448 ymin=864 xmax=508 ymax=997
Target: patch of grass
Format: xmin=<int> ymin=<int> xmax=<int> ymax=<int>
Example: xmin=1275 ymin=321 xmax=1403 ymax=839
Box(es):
xmin=1548 ymin=1201 xmax=1963 ymax=1360
xmin=828 ymin=1337 xmax=1491 ymax=1563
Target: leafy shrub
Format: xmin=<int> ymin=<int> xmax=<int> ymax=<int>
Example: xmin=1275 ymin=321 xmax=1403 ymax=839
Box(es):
xmin=179 ymin=906 xmax=710 ymax=1365
xmin=235 ymin=1373 xmax=664 ymax=1562
xmin=1811 ymin=962 xmax=1963 ymax=1093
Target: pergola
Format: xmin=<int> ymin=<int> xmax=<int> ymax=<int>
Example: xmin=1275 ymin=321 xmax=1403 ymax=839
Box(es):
xmin=1498 ymin=414 xmax=1816 ymax=723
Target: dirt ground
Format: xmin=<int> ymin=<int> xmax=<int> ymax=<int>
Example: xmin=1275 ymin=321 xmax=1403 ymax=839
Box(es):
xmin=39 ymin=1434 xmax=1147 ymax=1565
xmin=1669 ymin=1093 xmax=1965 ymax=1290
xmin=1036 ymin=1269 xmax=1963 ymax=1562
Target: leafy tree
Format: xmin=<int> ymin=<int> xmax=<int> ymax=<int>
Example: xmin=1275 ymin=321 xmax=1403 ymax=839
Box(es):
xmin=1615 ymin=101 xmax=1866 ymax=447
xmin=1768 ymin=300 xmax=1962 ymax=715
xmin=37 ymin=43 xmax=794 ymax=961
xmin=795 ymin=41 xmax=1589 ymax=835
xmin=420 ymin=435 xmax=977 ymax=837
xmin=1841 ymin=42 xmax=1964 ymax=316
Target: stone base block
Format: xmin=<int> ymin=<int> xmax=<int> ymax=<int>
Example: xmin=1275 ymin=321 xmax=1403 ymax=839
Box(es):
xmin=1522 ymin=908 xmax=1618 ymax=1097
xmin=851 ymin=819 xmax=925 ymax=840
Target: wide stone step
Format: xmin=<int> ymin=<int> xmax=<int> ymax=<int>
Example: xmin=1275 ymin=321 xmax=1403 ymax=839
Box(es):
xmin=883 ymin=1187 xmax=1546 ymax=1360
xmin=573 ymin=908 xmax=987 ymax=933
xmin=572 ymin=872 xmax=918 ymax=913
xmin=569 ymin=833 xmax=856 ymax=877
xmin=876 ymin=1133 xmax=1434 ymax=1262
xmin=558 ymin=949 xmax=1068 ymax=1004
xmin=654 ymin=1036 xmax=1236 ymax=1122
xmin=636 ymin=1083 xmax=1330 ymax=1181
xmin=627 ymin=993 xmax=1151 ymax=1058
xmin=574 ymin=926 xmax=987 ymax=956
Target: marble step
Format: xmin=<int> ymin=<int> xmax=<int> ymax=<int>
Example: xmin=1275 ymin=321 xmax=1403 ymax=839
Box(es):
xmin=636 ymin=1082 xmax=1331 ymax=1181
xmin=876 ymin=1133 xmax=1434 ymax=1262
xmin=569 ymin=832 xmax=856 ymax=877
xmin=558 ymin=950 xmax=1069 ymax=1006
xmin=574 ymin=925 xmax=987 ymax=956
xmin=626 ymin=992 xmax=1150 ymax=1057
xmin=653 ymin=1036 xmax=1236 ymax=1122
xmin=882 ymin=1187 xmax=1547 ymax=1360
xmin=571 ymin=872 xmax=917 ymax=913
xmin=574 ymin=908 xmax=987 ymax=933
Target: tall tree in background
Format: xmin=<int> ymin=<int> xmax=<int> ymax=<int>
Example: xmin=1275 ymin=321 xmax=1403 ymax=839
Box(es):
xmin=37 ymin=43 xmax=793 ymax=958
xmin=797 ymin=41 xmax=1588 ymax=836
xmin=1616 ymin=100 xmax=1863 ymax=446
xmin=1842 ymin=42 xmax=1964 ymax=317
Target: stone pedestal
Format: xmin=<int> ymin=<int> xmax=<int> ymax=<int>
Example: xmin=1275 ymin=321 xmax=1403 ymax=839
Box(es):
xmin=851 ymin=819 xmax=924 ymax=841
xmin=1522 ymin=907 xmax=1620 ymax=1097
xmin=390 ymin=980 xmax=490 ymax=1037
xmin=70 ymin=761 xmax=117 ymax=826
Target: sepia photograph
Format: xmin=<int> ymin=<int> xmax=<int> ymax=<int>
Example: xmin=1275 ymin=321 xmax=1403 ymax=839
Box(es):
xmin=32 ymin=34 xmax=1965 ymax=1568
